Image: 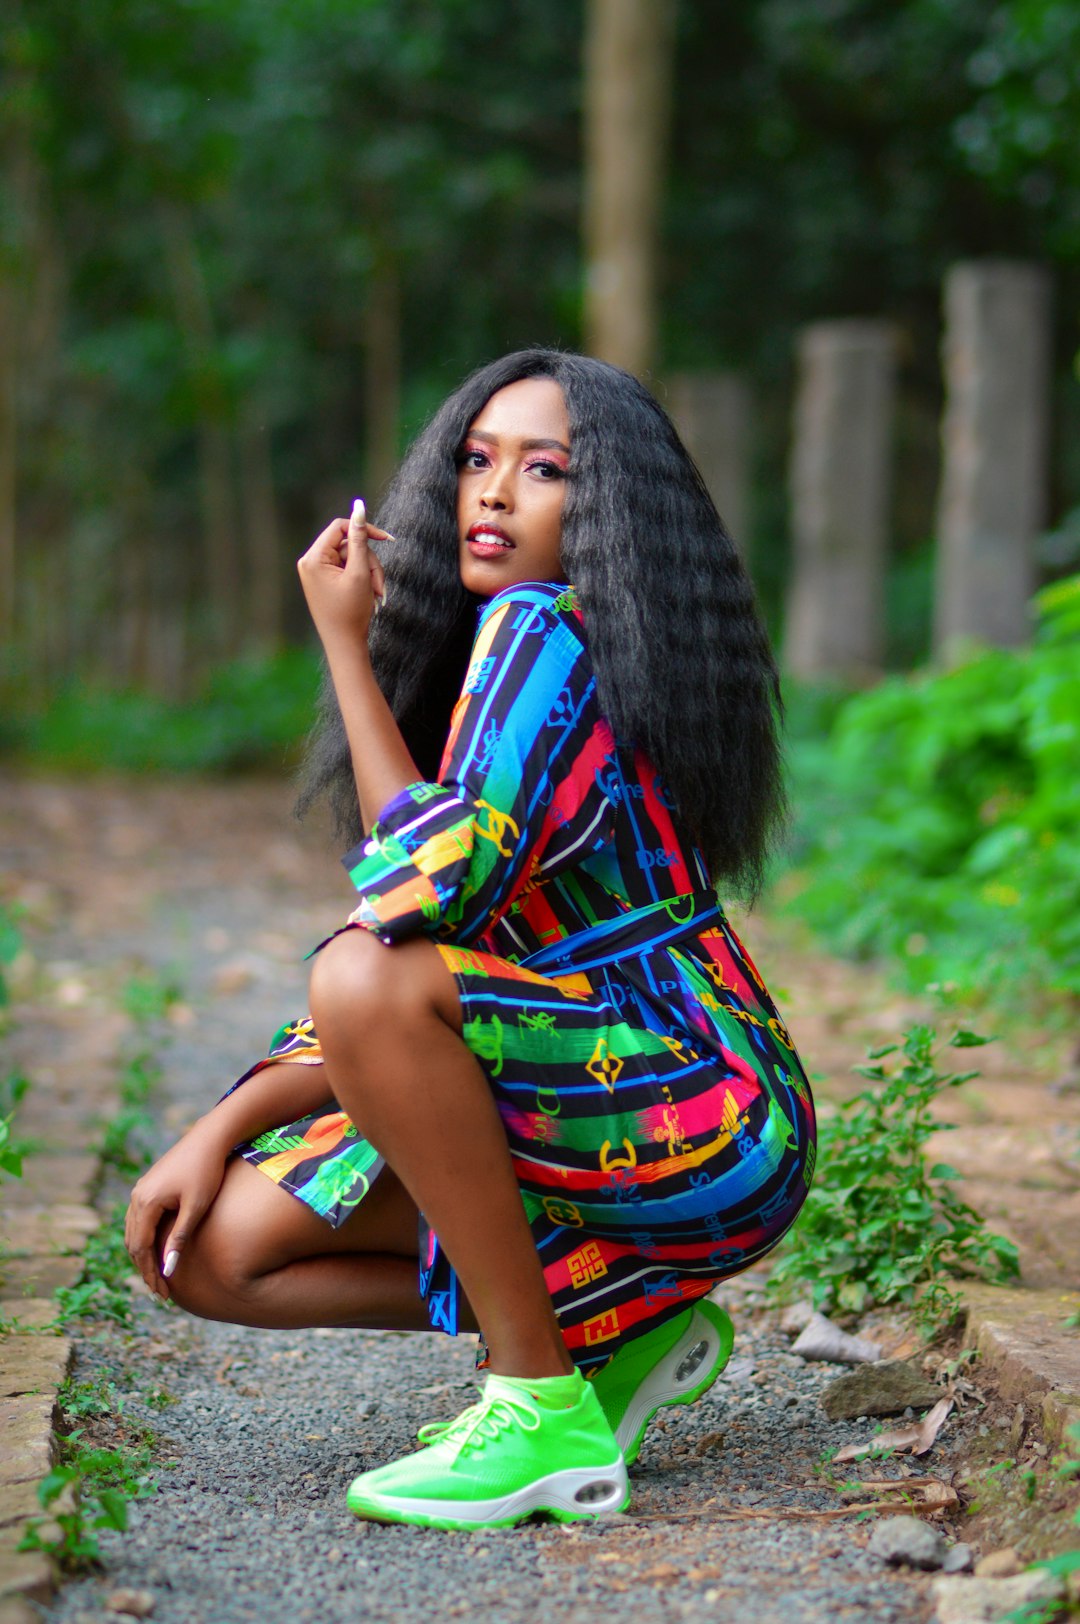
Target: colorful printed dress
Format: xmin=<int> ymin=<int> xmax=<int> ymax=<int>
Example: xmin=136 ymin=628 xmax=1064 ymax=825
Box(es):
xmin=230 ymin=581 xmax=816 ymax=1373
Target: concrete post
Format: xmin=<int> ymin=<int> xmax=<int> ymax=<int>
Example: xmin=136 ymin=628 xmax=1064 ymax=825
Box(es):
xmin=933 ymin=261 xmax=1052 ymax=658
xmin=784 ymin=320 xmax=897 ymax=679
xmin=667 ymin=372 xmax=752 ymax=552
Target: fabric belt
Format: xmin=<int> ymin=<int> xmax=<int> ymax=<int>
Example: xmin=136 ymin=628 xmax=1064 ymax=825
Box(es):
xmin=518 ymin=888 xmax=723 ymax=978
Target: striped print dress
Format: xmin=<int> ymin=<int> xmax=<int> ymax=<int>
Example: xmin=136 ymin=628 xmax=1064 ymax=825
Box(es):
xmin=229 ymin=581 xmax=816 ymax=1373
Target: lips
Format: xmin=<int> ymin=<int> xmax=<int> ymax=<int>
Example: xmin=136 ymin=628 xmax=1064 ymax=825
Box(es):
xmin=466 ymin=523 xmax=515 ymax=556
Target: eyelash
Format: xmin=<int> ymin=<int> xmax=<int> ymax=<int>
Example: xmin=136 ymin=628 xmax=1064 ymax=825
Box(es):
xmin=458 ymin=449 xmax=566 ymax=479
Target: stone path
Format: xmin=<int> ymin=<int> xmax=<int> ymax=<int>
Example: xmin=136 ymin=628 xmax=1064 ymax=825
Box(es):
xmin=1 ymin=776 xmax=1077 ymax=1623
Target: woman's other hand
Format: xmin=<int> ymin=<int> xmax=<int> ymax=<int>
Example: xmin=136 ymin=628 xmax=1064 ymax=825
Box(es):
xmin=124 ymin=1123 xmax=230 ymax=1300
xmin=297 ymin=498 xmax=389 ymax=648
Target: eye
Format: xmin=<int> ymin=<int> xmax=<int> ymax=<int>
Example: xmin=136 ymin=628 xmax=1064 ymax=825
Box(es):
xmin=525 ymin=458 xmax=566 ymax=480
xmin=457 ymin=447 xmax=491 ymax=470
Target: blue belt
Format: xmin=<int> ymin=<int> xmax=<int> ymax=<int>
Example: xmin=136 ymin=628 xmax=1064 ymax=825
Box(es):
xmin=518 ymin=889 xmax=724 ymax=978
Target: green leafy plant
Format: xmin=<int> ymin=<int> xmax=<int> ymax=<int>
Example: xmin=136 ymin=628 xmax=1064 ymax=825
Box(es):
xmin=780 ymin=574 xmax=1080 ymax=1016
xmin=121 ymin=973 xmax=181 ymax=1027
xmin=0 ymin=1072 xmax=30 ymax=1181
xmin=10 ymin=648 xmax=322 ymax=774
xmin=768 ymin=1024 xmax=1020 ymax=1317
xmin=99 ymin=972 xmax=181 ymax=1177
xmin=18 ymin=1465 xmax=131 ymax=1571
xmin=55 ymin=1206 xmax=137 ymax=1328
xmin=0 ymin=902 xmax=23 ymax=1010
xmin=60 ymin=1375 xmax=126 ymax=1421
xmin=19 ymin=1430 xmax=156 ymax=1573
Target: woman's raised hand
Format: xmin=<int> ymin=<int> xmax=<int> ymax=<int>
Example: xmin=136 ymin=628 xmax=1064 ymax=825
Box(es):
xmin=297 ymin=498 xmax=389 ymax=648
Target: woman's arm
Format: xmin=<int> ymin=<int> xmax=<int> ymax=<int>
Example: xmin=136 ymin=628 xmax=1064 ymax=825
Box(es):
xmin=341 ymin=587 xmax=615 ymax=945
xmin=297 ymin=499 xmax=418 ymax=835
xmin=125 ymin=1059 xmax=334 ymax=1298
xmin=190 ymin=1057 xmax=335 ymax=1152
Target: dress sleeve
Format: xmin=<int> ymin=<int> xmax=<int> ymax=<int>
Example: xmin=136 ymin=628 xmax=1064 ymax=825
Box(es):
xmin=341 ymin=588 xmax=615 ymax=945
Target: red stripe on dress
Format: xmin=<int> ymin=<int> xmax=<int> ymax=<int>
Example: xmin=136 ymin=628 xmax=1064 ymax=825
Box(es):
xmin=636 ymin=749 xmax=694 ymax=896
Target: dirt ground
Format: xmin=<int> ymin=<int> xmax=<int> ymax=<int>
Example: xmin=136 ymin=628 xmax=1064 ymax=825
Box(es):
xmin=2 ymin=773 xmax=1078 ymax=1622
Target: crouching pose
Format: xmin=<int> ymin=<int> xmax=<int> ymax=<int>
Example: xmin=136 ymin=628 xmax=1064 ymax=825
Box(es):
xmin=125 ymin=349 xmax=816 ymax=1530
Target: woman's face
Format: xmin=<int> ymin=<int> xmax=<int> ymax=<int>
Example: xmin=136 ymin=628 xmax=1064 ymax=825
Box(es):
xmin=456 ymin=376 xmax=569 ymax=596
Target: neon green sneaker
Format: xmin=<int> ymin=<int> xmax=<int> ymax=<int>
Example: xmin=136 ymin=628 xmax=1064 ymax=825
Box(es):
xmin=589 ymin=1299 xmax=735 ymax=1465
xmin=346 ymin=1373 xmax=629 ymax=1530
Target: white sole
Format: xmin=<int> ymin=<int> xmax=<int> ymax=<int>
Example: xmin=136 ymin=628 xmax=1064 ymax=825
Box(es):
xmin=615 ymin=1303 xmax=733 ymax=1457
xmin=348 ymin=1459 xmax=630 ymax=1529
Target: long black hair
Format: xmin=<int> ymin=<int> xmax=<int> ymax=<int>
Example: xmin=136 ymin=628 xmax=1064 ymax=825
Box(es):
xmin=296 ymin=349 xmax=785 ymax=897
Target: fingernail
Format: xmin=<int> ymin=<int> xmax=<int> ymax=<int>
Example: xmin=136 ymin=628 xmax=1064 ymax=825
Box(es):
xmin=162 ymin=1249 xmax=179 ymax=1279
xmin=351 ymin=497 xmax=365 ymax=521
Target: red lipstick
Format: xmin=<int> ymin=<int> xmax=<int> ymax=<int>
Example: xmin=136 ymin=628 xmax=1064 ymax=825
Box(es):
xmin=467 ymin=522 xmax=515 ymax=557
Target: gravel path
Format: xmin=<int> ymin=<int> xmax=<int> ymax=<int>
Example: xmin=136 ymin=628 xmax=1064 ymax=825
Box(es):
xmin=11 ymin=779 xmax=946 ymax=1624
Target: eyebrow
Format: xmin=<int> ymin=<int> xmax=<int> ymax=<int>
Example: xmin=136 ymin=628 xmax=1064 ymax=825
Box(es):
xmin=465 ymin=430 xmax=571 ymax=454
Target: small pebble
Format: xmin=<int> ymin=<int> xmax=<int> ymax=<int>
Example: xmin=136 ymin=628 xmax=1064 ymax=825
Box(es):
xmin=105 ymin=1593 xmax=155 ymax=1620
xmin=868 ymin=1515 xmax=949 ymax=1570
xmin=975 ymin=1546 xmax=1022 ymax=1579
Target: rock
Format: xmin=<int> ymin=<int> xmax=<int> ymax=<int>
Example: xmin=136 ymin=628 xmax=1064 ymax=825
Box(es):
xmin=930 ymin=1569 xmax=1065 ymax=1624
xmin=868 ymin=1515 xmax=949 ymax=1570
xmin=779 ymin=1301 xmax=815 ymax=1335
xmin=105 ymin=1591 xmax=155 ymax=1619
xmin=974 ymin=1548 xmax=1021 ymax=1579
xmin=942 ymin=1544 xmax=975 ymax=1574
xmin=820 ymin=1360 xmax=942 ymax=1420
xmin=793 ymin=1312 xmax=882 ymax=1364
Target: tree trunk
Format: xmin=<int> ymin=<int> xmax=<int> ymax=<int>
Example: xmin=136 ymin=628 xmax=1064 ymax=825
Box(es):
xmin=0 ymin=277 xmax=15 ymax=652
xmin=240 ymin=412 xmax=284 ymax=651
xmin=362 ymin=247 xmax=402 ymax=509
xmin=157 ymin=201 xmax=241 ymax=654
xmin=933 ymin=260 xmax=1051 ymax=660
xmin=582 ymin=0 xmax=677 ymax=377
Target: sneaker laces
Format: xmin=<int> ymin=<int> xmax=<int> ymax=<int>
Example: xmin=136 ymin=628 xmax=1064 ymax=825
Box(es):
xmin=417 ymin=1389 xmax=542 ymax=1457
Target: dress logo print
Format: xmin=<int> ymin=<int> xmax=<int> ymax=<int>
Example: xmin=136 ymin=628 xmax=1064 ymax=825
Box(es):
xmin=566 ymin=1240 xmax=608 ymax=1288
xmin=586 ymin=1038 xmax=623 ymax=1092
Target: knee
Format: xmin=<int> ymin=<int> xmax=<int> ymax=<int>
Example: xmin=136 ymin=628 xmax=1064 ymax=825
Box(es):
xmin=165 ymin=1219 xmax=263 ymax=1320
xmin=308 ymin=927 xmax=414 ymax=1037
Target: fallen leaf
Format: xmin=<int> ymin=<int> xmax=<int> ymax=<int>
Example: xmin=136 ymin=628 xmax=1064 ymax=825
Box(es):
xmin=850 ymin=1477 xmax=959 ymax=1512
xmin=833 ymin=1396 xmax=954 ymax=1463
xmin=793 ymin=1312 xmax=882 ymax=1364
xmin=631 ymin=1501 xmax=932 ymax=1523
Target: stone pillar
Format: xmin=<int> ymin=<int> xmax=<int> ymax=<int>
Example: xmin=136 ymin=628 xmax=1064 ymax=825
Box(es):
xmin=933 ymin=261 xmax=1052 ymax=658
xmin=667 ymin=372 xmax=752 ymax=551
xmin=784 ymin=320 xmax=897 ymax=680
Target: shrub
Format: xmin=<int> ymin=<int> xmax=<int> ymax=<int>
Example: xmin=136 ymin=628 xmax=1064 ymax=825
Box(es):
xmin=780 ymin=574 xmax=1080 ymax=1010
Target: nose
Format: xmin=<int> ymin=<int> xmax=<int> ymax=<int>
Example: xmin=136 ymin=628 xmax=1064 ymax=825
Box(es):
xmin=479 ymin=459 xmax=514 ymax=513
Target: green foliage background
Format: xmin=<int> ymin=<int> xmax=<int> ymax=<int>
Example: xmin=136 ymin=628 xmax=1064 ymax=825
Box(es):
xmin=780 ymin=574 xmax=1080 ymax=1011
xmin=4 ymin=0 xmax=1080 ymax=1013
xmin=4 ymin=0 xmax=1080 ymax=696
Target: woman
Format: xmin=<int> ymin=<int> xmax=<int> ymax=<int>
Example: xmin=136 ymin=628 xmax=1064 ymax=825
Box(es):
xmin=125 ymin=349 xmax=816 ymax=1531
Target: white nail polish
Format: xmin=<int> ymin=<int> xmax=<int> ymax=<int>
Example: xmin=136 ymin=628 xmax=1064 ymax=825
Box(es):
xmin=162 ymin=1249 xmax=180 ymax=1279
xmin=351 ymin=497 xmax=365 ymax=521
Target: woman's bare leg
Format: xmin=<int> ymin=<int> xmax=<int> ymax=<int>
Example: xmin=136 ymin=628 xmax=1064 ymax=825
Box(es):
xmin=166 ymin=1156 xmax=478 ymax=1332
xmin=308 ymin=929 xmax=572 ymax=1379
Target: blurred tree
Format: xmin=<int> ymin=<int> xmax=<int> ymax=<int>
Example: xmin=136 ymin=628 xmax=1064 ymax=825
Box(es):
xmin=582 ymin=0 xmax=676 ymax=375
xmin=952 ymin=0 xmax=1080 ymax=260
xmin=4 ymin=0 xmax=1080 ymax=703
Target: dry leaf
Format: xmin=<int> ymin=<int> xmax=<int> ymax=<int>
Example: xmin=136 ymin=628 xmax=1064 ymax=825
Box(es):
xmin=793 ymin=1312 xmax=883 ymax=1364
xmin=852 ymin=1477 xmax=959 ymax=1512
xmin=833 ymin=1396 xmax=954 ymax=1463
